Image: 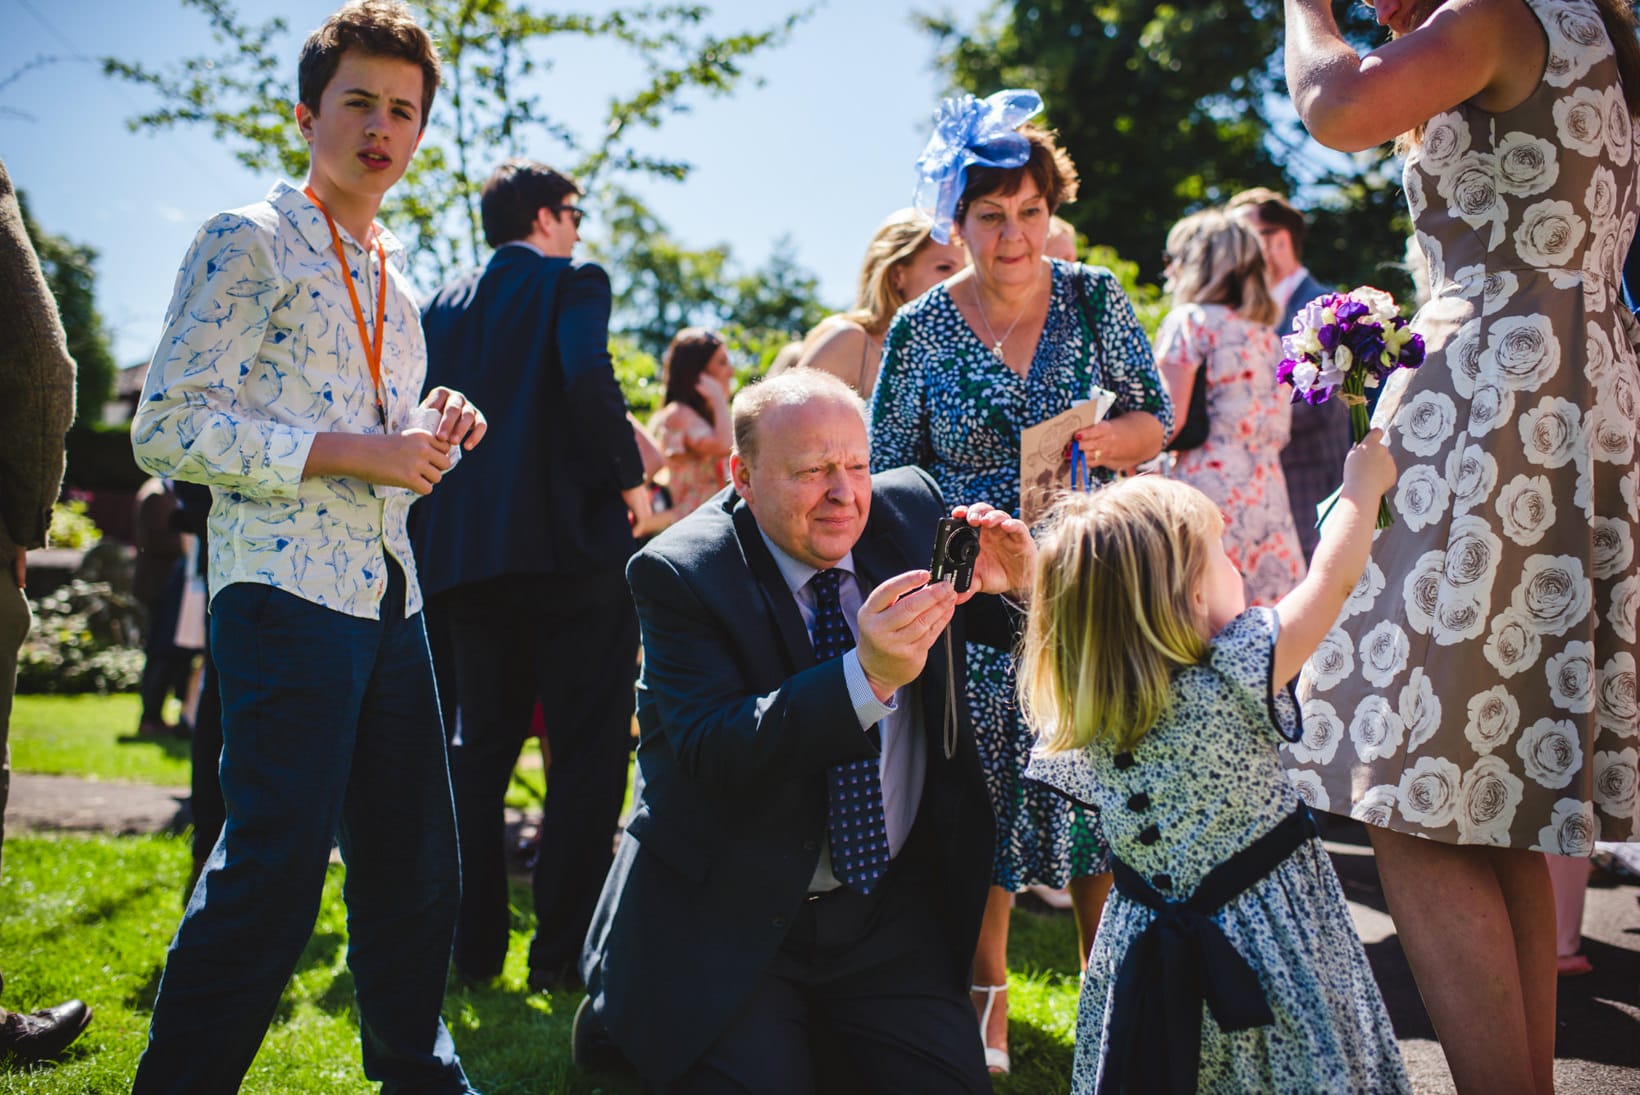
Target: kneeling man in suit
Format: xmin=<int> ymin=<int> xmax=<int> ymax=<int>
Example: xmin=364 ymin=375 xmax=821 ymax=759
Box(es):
xmin=580 ymin=368 xmax=1034 ymax=1091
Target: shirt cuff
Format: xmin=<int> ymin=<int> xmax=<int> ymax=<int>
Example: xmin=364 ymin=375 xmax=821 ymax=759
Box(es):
xmin=842 ymin=648 xmax=897 ymax=732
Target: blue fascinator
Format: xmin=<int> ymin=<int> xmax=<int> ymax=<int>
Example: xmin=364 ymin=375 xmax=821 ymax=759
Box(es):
xmin=913 ymin=88 xmax=1045 ymax=244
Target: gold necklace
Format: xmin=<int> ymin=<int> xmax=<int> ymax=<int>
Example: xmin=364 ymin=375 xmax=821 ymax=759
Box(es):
xmin=972 ymin=275 xmax=1034 ymax=362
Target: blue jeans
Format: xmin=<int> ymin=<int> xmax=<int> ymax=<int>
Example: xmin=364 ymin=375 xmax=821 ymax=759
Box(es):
xmin=134 ymin=560 xmax=473 ymax=1094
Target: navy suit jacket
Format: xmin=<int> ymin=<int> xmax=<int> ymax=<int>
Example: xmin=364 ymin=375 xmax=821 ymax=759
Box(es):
xmin=580 ymin=467 xmax=1000 ymax=1084
xmin=414 ymin=246 xmax=644 ymax=594
xmin=1277 ymin=272 xmax=1353 ymax=555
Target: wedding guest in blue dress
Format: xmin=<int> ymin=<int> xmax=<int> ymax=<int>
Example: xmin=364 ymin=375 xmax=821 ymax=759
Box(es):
xmin=1020 ymin=446 xmax=1409 ymax=1095
xmin=869 ymin=88 xmax=1172 ymax=1073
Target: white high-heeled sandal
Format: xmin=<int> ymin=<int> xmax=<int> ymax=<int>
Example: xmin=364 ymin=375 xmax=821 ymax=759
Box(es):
xmin=970 ymin=983 xmax=1010 ymax=1074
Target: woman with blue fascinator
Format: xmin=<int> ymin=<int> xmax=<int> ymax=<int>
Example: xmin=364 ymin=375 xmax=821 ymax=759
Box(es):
xmin=870 ymin=88 xmax=1172 ymax=1074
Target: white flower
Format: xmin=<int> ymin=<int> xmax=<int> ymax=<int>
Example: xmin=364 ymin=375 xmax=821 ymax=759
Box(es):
xmin=1443 ymin=515 xmax=1503 ymax=594
xmin=1447 ymin=443 xmax=1498 ymax=515
xmin=1584 ymin=226 xmax=1619 ymax=313
xmin=1554 ymin=86 xmax=1607 ymax=155
xmin=1291 ymin=360 xmax=1320 ymax=391
xmin=1352 ymin=784 xmax=1400 ymax=828
xmin=1433 ymin=590 xmax=1488 ymax=646
xmin=1457 ymin=755 xmax=1525 ymax=845
xmin=1574 ymin=450 xmax=1595 ymax=522
xmin=1593 ymin=748 xmax=1639 ymax=820
xmin=1306 ymin=631 xmax=1354 ymax=692
xmin=1588 ymin=403 xmax=1637 ymax=468
xmin=1350 ymin=695 xmax=1406 ymax=763
xmin=1514 ymin=199 xmax=1587 ymax=267
xmin=1290 ymin=698 xmax=1344 ymax=765
xmin=1418 ymin=110 xmax=1472 ymax=174
xmin=1496 ymin=131 xmax=1560 ymax=196
xmin=1517 ymin=396 xmax=1583 ymax=469
xmin=1611 ymin=575 xmax=1640 ymax=645
xmin=1465 ymin=686 xmax=1520 ymax=755
xmin=1586 ymin=319 xmax=1616 ymax=386
xmin=1546 ymin=640 xmax=1596 ymax=714
xmin=1517 ymin=717 xmax=1583 ymax=790
xmin=1398 ymin=755 xmax=1463 ymax=827
xmin=1539 ymin=798 xmax=1600 ymax=856
xmin=1511 ymin=554 xmax=1592 ymax=637
xmin=1438 ymin=151 xmax=1506 ymax=247
xmin=1485 ymin=315 xmax=1561 ymax=392
xmin=1445 ymin=318 xmax=1484 ymax=397
xmin=1607 ymin=85 xmax=1635 ymax=167
xmin=1624 ymin=466 xmax=1640 ymax=523
xmin=1592 ymin=517 xmax=1634 ymax=580
xmin=1595 ymin=356 xmax=1640 ymax=434
xmin=1585 ymin=166 xmax=1619 ymax=221
xmin=1395 ymin=464 xmax=1450 ymax=533
xmin=1395 ymin=391 xmax=1456 ymax=457
xmin=1287 ymin=769 xmax=1329 ymax=813
xmin=1359 ymin=621 xmax=1410 ymax=688
xmin=1495 ymin=473 xmax=1557 ymax=546
xmin=1341 ymin=560 xmax=1385 ymax=622
xmin=1598 ymin=652 xmax=1640 ymax=738
xmin=1484 ymin=608 xmax=1542 ymax=679
xmin=1405 ymin=167 xmax=1428 ymax=219
xmin=1466 ymin=382 xmax=1515 ymax=438
xmin=1402 ymin=550 xmax=1446 ymax=636
xmin=1400 ymin=667 xmax=1443 ymax=752
xmin=1480 ymin=270 xmax=1520 ymax=317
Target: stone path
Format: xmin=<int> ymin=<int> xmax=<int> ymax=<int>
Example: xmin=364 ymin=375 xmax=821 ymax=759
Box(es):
xmin=10 ymin=772 xmax=1640 ymax=1092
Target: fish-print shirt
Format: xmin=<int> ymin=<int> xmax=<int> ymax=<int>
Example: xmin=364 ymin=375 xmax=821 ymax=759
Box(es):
xmin=133 ymin=180 xmax=429 ymax=620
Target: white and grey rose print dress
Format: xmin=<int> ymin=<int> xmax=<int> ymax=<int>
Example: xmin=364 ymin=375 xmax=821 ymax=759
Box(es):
xmin=1285 ymin=0 xmax=1640 ymax=853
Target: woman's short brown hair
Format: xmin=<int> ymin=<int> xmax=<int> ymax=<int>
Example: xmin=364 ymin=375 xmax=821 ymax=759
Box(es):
xmin=955 ymin=124 xmax=1079 ymax=225
xmin=298 ymin=0 xmax=442 ymax=128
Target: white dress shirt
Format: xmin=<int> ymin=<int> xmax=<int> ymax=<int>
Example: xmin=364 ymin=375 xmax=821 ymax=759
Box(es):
xmin=133 ymin=181 xmax=430 ymax=619
xmin=1271 ymin=265 xmax=1312 ymax=317
xmin=756 ymin=531 xmax=927 ymax=892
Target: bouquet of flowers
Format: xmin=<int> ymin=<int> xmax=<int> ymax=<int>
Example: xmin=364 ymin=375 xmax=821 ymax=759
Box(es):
xmin=1277 ymin=286 xmax=1426 ymax=528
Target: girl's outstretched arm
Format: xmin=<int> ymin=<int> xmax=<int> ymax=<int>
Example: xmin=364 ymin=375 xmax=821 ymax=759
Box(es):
xmin=1273 ymin=429 xmax=1396 ymax=685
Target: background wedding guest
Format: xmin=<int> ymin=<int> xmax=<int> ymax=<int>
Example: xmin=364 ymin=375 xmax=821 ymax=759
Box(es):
xmin=646 ymin=327 xmax=734 ymax=521
xmin=1227 ymin=187 xmax=1349 ymax=558
xmin=1044 ymin=214 xmax=1078 ymax=263
xmin=1282 ymin=1 xmax=1640 ymax=1090
xmin=0 ymin=154 xmax=90 ymax=1065
xmin=1157 ymin=208 xmax=1306 ymax=605
xmin=795 ymin=207 xmax=966 ymax=398
xmin=131 ymin=477 xmax=190 ymax=737
xmin=871 ymin=89 xmax=1171 ymax=1074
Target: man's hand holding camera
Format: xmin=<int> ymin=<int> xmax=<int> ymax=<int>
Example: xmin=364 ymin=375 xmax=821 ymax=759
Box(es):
xmin=854 ymin=502 xmax=1036 ymax=703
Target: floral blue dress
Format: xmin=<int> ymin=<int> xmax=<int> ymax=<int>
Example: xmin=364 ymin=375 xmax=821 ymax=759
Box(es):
xmin=1027 ymin=609 xmax=1409 ymax=1093
xmin=871 ymin=259 xmax=1172 ymax=888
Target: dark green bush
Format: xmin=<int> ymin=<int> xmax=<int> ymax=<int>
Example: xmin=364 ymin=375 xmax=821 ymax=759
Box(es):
xmin=18 ymin=579 xmax=146 ymax=694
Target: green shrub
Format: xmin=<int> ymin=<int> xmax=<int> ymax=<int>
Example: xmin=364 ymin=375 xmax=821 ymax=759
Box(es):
xmin=18 ymin=579 xmax=145 ymax=694
xmin=48 ymin=499 xmax=102 ymax=550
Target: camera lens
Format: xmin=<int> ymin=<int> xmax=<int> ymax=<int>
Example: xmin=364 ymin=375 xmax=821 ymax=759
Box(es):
xmin=949 ymin=526 xmax=980 ymax=563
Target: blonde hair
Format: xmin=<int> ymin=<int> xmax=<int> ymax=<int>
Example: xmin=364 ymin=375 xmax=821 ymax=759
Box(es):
xmin=1166 ymin=209 xmax=1278 ymax=327
xmin=1018 ymin=478 xmax=1222 ymax=755
xmin=845 ymin=209 xmax=940 ymax=337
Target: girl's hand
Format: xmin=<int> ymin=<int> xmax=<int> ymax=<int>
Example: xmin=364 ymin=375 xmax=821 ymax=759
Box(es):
xmin=695 ymin=374 xmax=729 ymax=405
xmin=1341 ymin=428 xmax=1397 ymax=504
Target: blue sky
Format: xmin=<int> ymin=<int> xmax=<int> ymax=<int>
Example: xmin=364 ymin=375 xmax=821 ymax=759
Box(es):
xmin=2 ymin=0 xmax=992 ymax=366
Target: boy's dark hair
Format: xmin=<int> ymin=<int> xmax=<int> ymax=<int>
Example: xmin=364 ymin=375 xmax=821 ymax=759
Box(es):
xmin=480 ymin=160 xmax=582 ymax=248
xmin=1227 ymin=187 xmax=1307 ymax=261
xmin=298 ymin=0 xmax=442 ymax=129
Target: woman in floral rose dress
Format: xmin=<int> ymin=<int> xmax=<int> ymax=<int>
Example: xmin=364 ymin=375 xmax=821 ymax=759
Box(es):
xmin=1157 ymin=209 xmax=1307 ymax=605
xmin=1283 ymin=0 xmax=1640 ymax=1091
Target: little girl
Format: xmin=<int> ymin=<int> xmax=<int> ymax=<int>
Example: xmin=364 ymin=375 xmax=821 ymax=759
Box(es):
xmin=1020 ymin=431 xmax=1410 ymax=1094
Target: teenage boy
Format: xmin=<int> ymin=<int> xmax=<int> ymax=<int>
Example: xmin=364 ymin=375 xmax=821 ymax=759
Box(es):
xmin=130 ymin=3 xmax=482 ymax=1091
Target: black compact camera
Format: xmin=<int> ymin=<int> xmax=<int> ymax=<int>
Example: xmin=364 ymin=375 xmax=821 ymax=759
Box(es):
xmin=929 ymin=517 xmax=981 ymax=593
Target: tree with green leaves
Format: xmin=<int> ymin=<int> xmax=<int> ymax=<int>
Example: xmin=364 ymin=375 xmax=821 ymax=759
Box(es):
xmin=923 ymin=0 xmax=1407 ymax=298
xmin=16 ymin=192 xmax=116 ymax=429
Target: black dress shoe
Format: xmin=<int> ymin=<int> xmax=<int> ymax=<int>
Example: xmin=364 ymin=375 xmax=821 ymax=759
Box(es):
xmin=569 ymin=995 xmax=626 ymax=1072
xmin=0 ymin=1000 xmax=93 ymax=1063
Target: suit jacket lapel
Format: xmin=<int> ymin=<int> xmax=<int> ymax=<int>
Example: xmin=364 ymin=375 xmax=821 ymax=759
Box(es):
xmin=731 ymin=499 xmax=815 ymax=674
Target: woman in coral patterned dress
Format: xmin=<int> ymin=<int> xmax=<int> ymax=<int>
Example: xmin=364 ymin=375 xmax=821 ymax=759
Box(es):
xmin=1157 ymin=209 xmax=1307 ymax=605
xmin=1284 ymin=0 xmax=1640 ymax=1090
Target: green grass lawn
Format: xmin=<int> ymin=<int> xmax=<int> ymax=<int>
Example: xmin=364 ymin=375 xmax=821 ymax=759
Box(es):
xmin=10 ymin=695 xmax=191 ymax=786
xmin=0 ymin=831 xmax=1082 ymax=1093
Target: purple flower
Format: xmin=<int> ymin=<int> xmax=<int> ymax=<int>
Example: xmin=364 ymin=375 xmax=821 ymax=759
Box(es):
xmin=1334 ymin=298 xmax=1370 ymax=324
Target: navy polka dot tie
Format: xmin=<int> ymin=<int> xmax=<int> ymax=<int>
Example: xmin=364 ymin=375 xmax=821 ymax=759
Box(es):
xmin=809 ymin=568 xmax=890 ymax=894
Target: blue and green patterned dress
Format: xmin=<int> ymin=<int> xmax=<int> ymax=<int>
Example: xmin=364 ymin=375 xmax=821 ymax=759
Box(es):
xmin=870 ymin=259 xmax=1173 ymax=887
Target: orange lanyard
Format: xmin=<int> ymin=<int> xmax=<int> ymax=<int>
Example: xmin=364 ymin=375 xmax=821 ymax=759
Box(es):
xmin=303 ymin=186 xmax=389 ymax=427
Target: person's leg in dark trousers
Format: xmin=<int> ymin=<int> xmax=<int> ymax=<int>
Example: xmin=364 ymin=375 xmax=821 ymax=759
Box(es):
xmin=526 ymin=567 xmax=638 ymax=985
xmin=134 ymin=566 xmax=469 ymax=1093
xmin=186 ymin=630 xmax=224 ymax=890
xmin=337 ymin=564 xmax=466 ymax=1089
xmin=444 ymin=579 xmax=541 ymax=980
